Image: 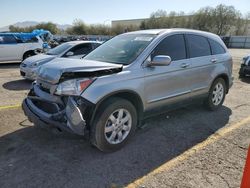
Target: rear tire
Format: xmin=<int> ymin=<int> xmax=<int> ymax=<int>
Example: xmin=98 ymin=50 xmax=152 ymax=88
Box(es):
xmin=204 ymin=78 xmax=226 ymax=111
xmin=90 ymin=97 xmax=137 ymax=152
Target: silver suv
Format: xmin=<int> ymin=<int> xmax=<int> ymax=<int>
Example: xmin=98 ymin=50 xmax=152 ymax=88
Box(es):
xmin=22 ymin=29 xmax=233 ymax=152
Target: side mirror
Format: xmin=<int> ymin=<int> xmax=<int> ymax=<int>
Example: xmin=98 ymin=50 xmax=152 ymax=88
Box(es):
xmin=66 ymin=51 xmax=74 ymax=57
xmin=149 ymin=55 xmax=172 ymax=66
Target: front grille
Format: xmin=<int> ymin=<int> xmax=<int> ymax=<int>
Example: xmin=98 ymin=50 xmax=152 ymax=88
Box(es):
xmin=39 ymin=86 xmax=50 ymax=93
xmin=33 ymin=100 xmax=59 ymax=114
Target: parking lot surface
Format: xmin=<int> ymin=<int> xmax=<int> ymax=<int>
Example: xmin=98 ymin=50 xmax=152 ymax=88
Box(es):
xmin=0 ymin=49 xmax=250 ymax=188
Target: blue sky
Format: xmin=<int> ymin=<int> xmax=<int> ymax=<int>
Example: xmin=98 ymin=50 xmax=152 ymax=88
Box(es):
xmin=1 ymin=0 xmax=249 ymax=27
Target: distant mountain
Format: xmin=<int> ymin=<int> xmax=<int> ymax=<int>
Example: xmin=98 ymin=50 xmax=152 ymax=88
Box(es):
xmin=12 ymin=21 xmax=39 ymax=28
xmin=0 ymin=21 xmax=72 ymax=32
xmin=57 ymin=24 xmax=72 ymax=30
xmin=0 ymin=26 xmax=9 ymax=32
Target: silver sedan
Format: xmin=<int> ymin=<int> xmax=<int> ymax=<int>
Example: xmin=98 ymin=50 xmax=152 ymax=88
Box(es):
xmin=20 ymin=40 xmax=101 ymax=80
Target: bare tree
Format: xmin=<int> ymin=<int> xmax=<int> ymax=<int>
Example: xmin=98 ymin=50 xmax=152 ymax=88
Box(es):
xmin=192 ymin=7 xmax=214 ymax=31
xmin=212 ymin=4 xmax=239 ymax=35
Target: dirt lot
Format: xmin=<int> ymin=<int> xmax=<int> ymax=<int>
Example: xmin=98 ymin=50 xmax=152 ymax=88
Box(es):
xmin=0 ymin=49 xmax=250 ymax=188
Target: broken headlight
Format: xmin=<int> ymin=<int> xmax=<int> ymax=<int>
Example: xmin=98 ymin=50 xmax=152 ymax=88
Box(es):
xmin=55 ymin=78 xmax=95 ymax=96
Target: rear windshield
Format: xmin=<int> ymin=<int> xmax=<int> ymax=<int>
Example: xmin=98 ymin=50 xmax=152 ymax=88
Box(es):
xmin=84 ymin=34 xmax=156 ymax=65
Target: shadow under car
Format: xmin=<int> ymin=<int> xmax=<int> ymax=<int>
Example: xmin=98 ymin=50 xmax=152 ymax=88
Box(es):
xmin=0 ymin=105 xmax=232 ymax=187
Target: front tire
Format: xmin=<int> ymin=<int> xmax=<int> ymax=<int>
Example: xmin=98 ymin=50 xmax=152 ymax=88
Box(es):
xmin=90 ymin=97 xmax=137 ymax=152
xmin=204 ymin=78 xmax=226 ymax=111
xmin=23 ymin=51 xmax=34 ymax=60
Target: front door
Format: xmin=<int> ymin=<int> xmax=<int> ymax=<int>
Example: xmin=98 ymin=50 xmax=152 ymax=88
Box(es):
xmin=144 ymin=34 xmax=192 ymax=112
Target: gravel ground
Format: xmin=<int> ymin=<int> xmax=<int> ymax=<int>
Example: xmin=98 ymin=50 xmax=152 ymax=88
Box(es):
xmin=0 ymin=49 xmax=250 ymax=188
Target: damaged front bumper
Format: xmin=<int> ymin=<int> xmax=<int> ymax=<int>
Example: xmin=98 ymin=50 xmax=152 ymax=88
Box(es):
xmin=22 ymin=83 xmax=91 ymax=135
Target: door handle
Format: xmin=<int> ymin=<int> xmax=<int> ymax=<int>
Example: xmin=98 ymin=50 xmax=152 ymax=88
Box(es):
xmin=181 ymin=63 xmax=190 ymax=68
xmin=211 ymin=58 xmax=217 ymax=63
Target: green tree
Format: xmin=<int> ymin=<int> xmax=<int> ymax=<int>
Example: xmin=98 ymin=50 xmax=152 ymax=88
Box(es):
xmin=9 ymin=22 xmax=60 ymax=34
xmin=66 ymin=19 xmax=88 ymax=35
xmin=140 ymin=10 xmax=189 ymax=29
xmin=87 ymin=24 xmax=111 ymax=35
xmin=35 ymin=22 xmax=59 ymax=34
xmin=192 ymin=7 xmax=214 ymax=31
xmin=212 ymin=4 xmax=239 ymax=35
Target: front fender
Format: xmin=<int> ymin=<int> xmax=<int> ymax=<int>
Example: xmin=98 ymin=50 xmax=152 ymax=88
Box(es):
xmin=81 ymin=69 xmax=145 ymax=107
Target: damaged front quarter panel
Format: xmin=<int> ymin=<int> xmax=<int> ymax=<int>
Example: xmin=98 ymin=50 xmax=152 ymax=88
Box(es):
xmin=24 ymin=59 xmax=124 ymax=136
xmin=65 ymin=97 xmax=86 ymax=135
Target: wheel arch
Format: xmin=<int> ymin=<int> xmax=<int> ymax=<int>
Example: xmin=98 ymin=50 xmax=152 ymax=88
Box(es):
xmin=89 ymin=90 xmax=144 ymax=127
xmin=22 ymin=50 xmax=36 ymax=60
xmin=211 ymin=73 xmax=229 ymax=93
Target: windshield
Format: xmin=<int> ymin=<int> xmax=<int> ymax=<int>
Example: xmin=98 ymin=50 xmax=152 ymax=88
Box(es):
xmin=84 ymin=33 xmax=156 ymax=65
xmin=47 ymin=43 xmax=72 ymax=55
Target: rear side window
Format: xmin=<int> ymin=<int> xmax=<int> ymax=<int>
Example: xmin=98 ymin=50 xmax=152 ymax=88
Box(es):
xmin=0 ymin=35 xmax=17 ymax=44
xmin=208 ymin=39 xmax=226 ymax=55
xmin=71 ymin=43 xmax=93 ymax=55
xmin=151 ymin=34 xmax=186 ymax=61
xmin=186 ymin=34 xmax=211 ymax=58
xmin=0 ymin=36 xmax=4 ymax=44
xmin=26 ymin=37 xmax=38 ymax=43
xmin=92 ymin=43 xmax=101 ymax=49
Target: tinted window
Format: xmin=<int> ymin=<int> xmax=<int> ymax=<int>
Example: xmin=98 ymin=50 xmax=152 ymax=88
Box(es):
xmin=70 ymin=43 xmax=93 ymax=55
xmin=47 ymin=43 xmax=72 ymax=55
xmin=0 ymin=36 xmax=4 ymax=44
xmin=208 ymin=39 xmax=226 ymax=55
xmin=186 ymin=34 xmax=211 ymax=58
xmin=26 ymin=37 xmax=38 ymax=43
xmin=151 ymin=34 xmax=186 ymax=61
xmin=92 ymin=43 xmax=101 ymax=49
xmin=0 ymin=35 xmax=17 ymax=44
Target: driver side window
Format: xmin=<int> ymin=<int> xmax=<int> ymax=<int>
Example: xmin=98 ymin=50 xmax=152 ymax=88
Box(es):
xmin=151 ymin=34 xmax=186 ymax=61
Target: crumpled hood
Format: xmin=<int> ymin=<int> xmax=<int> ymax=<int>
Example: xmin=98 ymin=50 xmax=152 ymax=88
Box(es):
xmin=23 ymin=54 xmax=56 ymax=66
xmin=37 ymin=58 xmax=123 ymax=84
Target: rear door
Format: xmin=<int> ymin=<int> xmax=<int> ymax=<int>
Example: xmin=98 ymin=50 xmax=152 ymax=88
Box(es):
xmin=207 ymin=38 xmax=227 ymax=66
xmin=0 ymin=34 xmax=23 ymax=62
xmin=144 ymin=34 xmax=193 ymax=111
xmin=185 ymin=34 xmax=214 ymax=97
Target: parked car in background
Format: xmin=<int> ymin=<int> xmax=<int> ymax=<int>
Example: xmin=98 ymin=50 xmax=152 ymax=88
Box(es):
xmin=20 ymin=41 xmax=101 ymax=80
xmin=22 ymin=29 xmax=233 ymax=152
xmin=0 ymin=33 xmax=45 ymax=63
xmin=239 ymin=55 xmax=250 ymax=78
